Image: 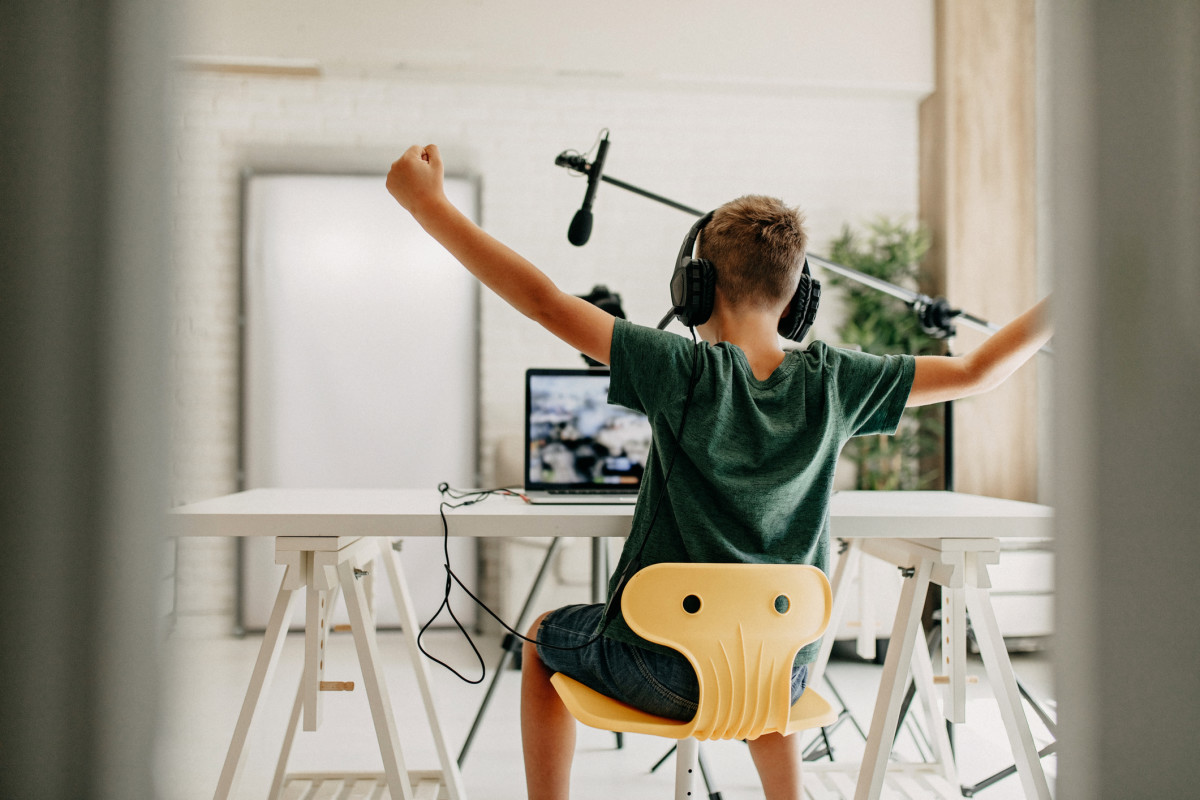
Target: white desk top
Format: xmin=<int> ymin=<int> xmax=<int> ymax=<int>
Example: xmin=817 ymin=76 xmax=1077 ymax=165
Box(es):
xmin=169 ymin=488 xmax=1052 ymax=541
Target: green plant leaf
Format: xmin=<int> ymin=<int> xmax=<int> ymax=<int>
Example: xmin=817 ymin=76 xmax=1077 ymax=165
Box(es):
xmin=829 ymin=217 xmax=943 ymax=490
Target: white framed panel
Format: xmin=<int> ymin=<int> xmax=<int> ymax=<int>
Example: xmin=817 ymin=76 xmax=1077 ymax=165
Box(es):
xmin=240 ymin=172 xmax=479 ymax=630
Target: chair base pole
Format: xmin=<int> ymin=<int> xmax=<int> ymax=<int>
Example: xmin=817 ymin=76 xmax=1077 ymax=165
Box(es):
xmin=675 ymin=738 xmax=699 ymax=800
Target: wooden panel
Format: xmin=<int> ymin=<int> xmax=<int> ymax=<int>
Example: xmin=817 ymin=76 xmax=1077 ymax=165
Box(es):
xmin=919 ymin=0 xmax=1040 ymax=501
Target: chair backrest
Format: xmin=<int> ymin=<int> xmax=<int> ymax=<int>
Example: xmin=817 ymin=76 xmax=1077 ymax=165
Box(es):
xmin=621 ymin=562 xmax=831 ymax=741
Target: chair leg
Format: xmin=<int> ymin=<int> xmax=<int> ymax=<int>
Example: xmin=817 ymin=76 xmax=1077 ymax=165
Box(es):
xmin=696 ymin=745 xmax=724 ymax=800
xmin=675 ymin=738 xmax=698 ymax=800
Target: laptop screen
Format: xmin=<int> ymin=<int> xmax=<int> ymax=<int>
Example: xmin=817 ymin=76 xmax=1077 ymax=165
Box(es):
xmin=524 ymin=368 xmax=651 ymax=494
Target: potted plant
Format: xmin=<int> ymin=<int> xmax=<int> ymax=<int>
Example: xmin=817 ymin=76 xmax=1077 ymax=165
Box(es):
xmin=827 ymin=218 xmax=944 ymax=490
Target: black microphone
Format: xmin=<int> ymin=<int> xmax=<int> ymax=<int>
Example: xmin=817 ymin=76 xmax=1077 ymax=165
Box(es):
xmin=567 ymin=133 xmax=610 ymax=246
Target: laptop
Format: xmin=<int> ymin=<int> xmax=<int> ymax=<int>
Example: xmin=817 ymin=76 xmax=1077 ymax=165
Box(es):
xmin=523 ymin=368 xmax=651 ymax=504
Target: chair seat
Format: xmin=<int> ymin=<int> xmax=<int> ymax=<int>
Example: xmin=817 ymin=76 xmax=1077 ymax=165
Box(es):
xmin=550 ymin=672 xmax=839 ymax=741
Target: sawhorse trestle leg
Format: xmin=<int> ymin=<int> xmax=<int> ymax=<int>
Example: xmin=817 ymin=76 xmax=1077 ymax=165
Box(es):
xmin=214 ymin=536 xmax=465 ymax=800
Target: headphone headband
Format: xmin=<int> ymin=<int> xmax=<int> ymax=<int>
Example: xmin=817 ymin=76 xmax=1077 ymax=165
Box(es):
xmin=673 ymin=211 xmax=713 ymax=275
xmin=669 ymin=212 xmax=716 ymax=326
xmin=668 ymin=210 xmax=820 ymax=341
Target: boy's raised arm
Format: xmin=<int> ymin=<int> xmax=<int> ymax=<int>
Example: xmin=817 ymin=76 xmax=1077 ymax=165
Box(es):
xmin=386 ymin=144 xmax=615 ymax=365
xmin=906 ymin=296 xmax=1053 ymax=407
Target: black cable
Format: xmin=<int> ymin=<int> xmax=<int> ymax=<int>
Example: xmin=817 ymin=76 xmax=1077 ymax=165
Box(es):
xmin=417 ymin=329 xmax=703 ymax=683
xmin=414 ymin=486 xmax=506 ymax=684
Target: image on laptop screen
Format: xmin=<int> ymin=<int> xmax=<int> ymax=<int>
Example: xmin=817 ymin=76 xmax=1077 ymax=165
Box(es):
xmin=525 ymin=368 xmax=651 ymax=500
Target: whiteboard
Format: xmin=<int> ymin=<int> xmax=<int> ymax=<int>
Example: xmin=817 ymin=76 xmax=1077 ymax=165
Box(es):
xmin=239 ymin=172 xmax=479 ymax=630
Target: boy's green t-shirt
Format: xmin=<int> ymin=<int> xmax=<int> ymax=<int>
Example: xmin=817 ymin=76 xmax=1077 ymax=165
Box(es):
xmin=604 ymin=317 xmax=916 ymax=665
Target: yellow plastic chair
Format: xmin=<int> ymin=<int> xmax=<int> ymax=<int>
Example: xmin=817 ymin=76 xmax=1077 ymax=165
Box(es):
xmin=550 ymin=563 xmax=838 ymax=799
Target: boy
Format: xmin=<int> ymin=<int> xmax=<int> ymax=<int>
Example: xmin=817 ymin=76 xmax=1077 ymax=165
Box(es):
xmin=386 ymin=144 xmax=1052 ymax=800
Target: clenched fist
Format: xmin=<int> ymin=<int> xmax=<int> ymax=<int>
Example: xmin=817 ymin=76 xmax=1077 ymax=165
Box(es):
xmin=386 ymin=144 xmax=445 ymax=218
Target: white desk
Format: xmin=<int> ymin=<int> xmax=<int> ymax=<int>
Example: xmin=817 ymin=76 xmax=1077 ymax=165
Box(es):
xmin=173 ymin=488 xmax=1053 ymax=800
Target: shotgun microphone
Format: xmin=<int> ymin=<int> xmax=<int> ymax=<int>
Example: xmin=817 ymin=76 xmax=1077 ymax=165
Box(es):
xmin=566 ymin=132 xmax=610 ymax=246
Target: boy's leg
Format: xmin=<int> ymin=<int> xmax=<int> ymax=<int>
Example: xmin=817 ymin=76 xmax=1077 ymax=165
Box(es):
xmin=748 ymin=731 xmax=803 ymax=800
xmin=521 ymin=611 xmax=576 ymax=800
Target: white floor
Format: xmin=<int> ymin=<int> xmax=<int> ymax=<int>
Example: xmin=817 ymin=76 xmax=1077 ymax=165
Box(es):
xmin=158 ymin=627 xmax=1056 ymax=799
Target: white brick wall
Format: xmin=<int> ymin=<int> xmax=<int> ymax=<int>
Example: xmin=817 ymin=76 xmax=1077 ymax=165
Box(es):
xmin=170 ymin=71 xmax=922 ymax=631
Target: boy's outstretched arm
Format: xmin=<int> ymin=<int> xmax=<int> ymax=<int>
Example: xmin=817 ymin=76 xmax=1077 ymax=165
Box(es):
xmin=906 ymin=296 xmax=1052 ymax=407
xmin=386 ymin=144 xmax=615 ymax=365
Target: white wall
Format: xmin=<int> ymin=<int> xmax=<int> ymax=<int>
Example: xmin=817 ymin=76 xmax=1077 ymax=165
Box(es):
xmin=176 ymin=0 xmax=932 ymax=91
xmin=170 ymin=5 xmax=934 ymax=630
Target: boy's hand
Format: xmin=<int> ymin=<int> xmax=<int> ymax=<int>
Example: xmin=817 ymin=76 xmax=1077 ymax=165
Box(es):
xmin=384 ymin=143 xmax=616 ymax=365
xmin=907 ymin=295 xmax=1052 ymax=407
xmin=386 ymin=144 xmax=446 ymax=219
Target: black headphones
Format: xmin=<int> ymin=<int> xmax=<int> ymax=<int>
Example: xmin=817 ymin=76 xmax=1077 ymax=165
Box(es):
xmin=669 ymin=210 xmax=821 ymax=342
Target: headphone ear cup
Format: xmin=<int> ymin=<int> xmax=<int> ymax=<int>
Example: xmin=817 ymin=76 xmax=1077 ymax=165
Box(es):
xmin=673 ymin=258 xmax=716 ymax=327
xmin=778 ymin=268 xmax=821 ymax=342
xmin=777 ymin=295 xmax=802 ymax=341
xmin=691 ymin=258 xmax=716 ymax=327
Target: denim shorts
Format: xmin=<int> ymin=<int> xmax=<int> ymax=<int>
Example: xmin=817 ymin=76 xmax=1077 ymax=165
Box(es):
xmin=536 ymin=603 xmax=808 ymax=723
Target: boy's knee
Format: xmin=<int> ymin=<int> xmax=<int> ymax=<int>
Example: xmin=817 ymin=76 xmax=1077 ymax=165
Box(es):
xmin=524 ymin=611 xmax=553 ymax=662
xmin=527 ymin=610 xmax=552 ymax=639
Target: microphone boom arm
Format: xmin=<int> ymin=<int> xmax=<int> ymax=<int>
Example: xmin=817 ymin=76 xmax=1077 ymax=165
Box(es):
xmin=601 ymin=174 xmax=706 ymax=217
xmin=555 ymin=150 xmax=1051 ymax=353
xmin=556 ymin=152 xmax=706 ymax=217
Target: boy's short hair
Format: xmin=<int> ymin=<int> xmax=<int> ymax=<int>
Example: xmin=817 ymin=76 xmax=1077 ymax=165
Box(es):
xmin=699 ymin=195 xmax=808 ymax=310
